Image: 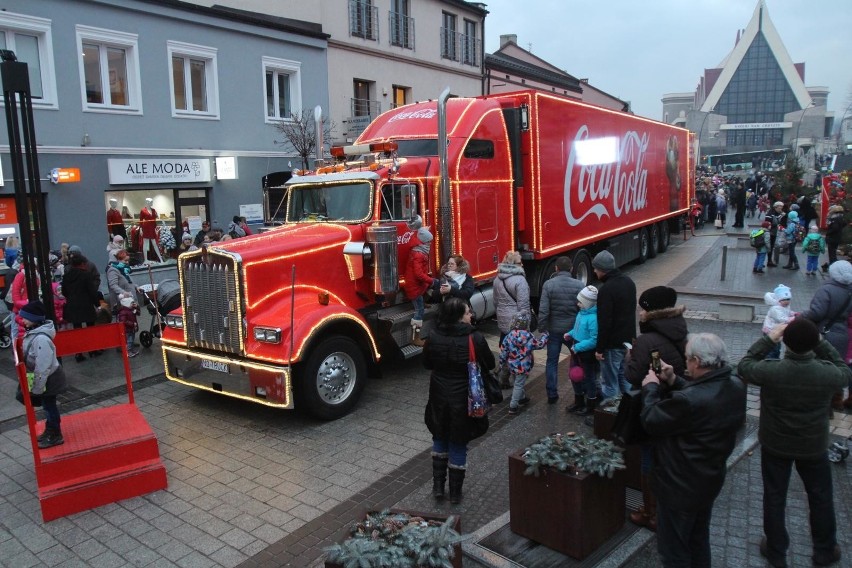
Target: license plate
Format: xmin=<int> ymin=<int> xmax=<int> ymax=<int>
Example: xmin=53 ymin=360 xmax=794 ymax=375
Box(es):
xmin=201 ymin=359 xmax=230 ymax=374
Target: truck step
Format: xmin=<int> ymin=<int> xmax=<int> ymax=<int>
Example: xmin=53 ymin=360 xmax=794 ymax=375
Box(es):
xmin=400 ymin=344 xmax=424 ymax=359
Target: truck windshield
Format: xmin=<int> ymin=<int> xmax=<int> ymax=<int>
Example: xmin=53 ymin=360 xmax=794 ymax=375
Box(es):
xmin=287 ymin=182 xmax=373 ymax=222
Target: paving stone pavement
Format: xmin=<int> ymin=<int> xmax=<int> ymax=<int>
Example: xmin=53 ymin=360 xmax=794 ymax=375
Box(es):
xmin=0 ymin=221 xmax=850 ymax=568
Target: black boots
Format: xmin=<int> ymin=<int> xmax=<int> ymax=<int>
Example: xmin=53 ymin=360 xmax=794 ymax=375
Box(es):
xmin=629 ymin=474 xmax=657 ymax=531
xmin=578 ymin=396 xmax=598 ymax=416
xmin=38 ymin=428 xmax=64 ymax=449
xmin=566 ymin=396 xmax=585 ymax=413
xmin=448 ymin=467 xmax=466 ymax=504
xmin=432 ymin=455 xmax=448 ymax=499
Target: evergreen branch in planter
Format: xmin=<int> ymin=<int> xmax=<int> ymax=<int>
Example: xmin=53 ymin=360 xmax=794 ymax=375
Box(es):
xmin=522 ymin=432 xmax=626 ymax=479
xmin=324 ymin=509 xmax=463 ymax=568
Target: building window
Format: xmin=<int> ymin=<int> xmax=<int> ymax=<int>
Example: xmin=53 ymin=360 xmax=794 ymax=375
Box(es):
xmin=461 ymin=19 xmax=478 ymax=66
xmin=352 ymin=79 xmax=378 ymax=117
xmin=167 ymin=41 xmax=219 ymax=119
xmin=392 ymin=85 xmax=408 ymax=109
xmin=389 ymin=0 xmax=414 ymax=49
xmin=263 ymin=56 xmax=301 ymax=123
xmin=76 ymin=26 xmax=141 ymax=113
xmin=0 ymin=12 xmax=57 ymax=108
xmin=350 ymin=0 xmax=378 ymax=41
xmin=441 ymin=12 xmax=457 ymax=61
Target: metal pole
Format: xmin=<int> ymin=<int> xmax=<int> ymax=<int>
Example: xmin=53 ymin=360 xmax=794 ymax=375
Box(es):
xmin=720 ymin=245 xmax=727 ymax=281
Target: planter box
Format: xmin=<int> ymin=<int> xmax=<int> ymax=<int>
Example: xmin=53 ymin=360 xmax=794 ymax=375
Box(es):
xmin=508 ymin=450 xmax=625 ymax=560
xmin=593 ymin=408 xmax=643 ymax=491
xmin=324 ymin=509 xmax=462 ymax=568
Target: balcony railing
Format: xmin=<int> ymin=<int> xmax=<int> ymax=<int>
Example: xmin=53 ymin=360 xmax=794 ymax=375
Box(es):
xmin=351 ymin=97 xmax=381 ymax=118
xmin=389 ymin=11 xmax=415 ymax=49
xmin=440 ymin=29 xmax=480 ymax=66
xmin=349 ymin=0 xmax=379 ymax=41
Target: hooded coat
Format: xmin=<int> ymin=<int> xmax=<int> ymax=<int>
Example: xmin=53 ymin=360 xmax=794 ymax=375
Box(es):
xmin=423 ymin=322 xmax=492 ymax=444
xmin=801 ymin=261 xmax=852 ymax=355
xmin=22 ymin=320 xmax=66 ymax=395
xmin=402 ymin=243 xmax=434 ymax=301
xmin=493 ymin=262 xmax=530 ymax=334
xmin=626 ymin=305 xmax=688 ymax=386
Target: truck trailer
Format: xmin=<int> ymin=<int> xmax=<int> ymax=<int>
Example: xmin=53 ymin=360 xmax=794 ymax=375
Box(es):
xmin=160 ymin=89 xmax=694 ymax=419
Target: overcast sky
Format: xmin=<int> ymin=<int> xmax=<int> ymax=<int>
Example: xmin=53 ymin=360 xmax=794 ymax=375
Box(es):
xmin=482 ymin=0 xmax=852 ymax=122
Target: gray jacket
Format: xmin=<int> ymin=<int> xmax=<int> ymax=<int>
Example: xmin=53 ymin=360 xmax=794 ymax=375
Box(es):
xmin=537 ymin=271 xmax=584 ymax=333
xmin=106 ymin=264 xmax=137 ymax=309
xmin=22 ymin=321 xmax=64 ymax=395
xmin=801 ymin=261 xmax=852 ymax=355
xmin=493 ymin=263 xmax=529 ymax=334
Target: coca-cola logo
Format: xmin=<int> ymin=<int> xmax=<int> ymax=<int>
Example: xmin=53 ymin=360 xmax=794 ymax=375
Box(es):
xmin=388 ymin=109 xmax=437 ymax=123
xmin=397 ymin=231 xmax=414 ymax=245
xmin=564 ymin=126 xmax=649 ymax=227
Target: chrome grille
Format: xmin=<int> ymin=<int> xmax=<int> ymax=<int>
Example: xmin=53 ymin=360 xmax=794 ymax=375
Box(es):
xmin=182 ymin=252 xmax=242 ymax=354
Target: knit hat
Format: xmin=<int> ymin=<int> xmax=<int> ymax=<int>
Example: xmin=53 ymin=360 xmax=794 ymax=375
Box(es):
xmin=790 ymin=204 xmax=799 ymax=211
xmin=773 ymin=201 xmax=784 ymax=208
xmin=809 ymin=224 xmax=819 ymax=232
xmin=773 ymin=284 xmax=791 ymax=301
xmin=510 ymin=311 xmax=530 ymax=330
xmin=112 ymin=235 xmax=124 ymax=244
xmin=592 ymin=250 xmax=616 ymax=272
xmin=787 ymin=210 xmax=798 ymax=222
xmin=417 ymin=227 xmax=433 ymax=244
xmin=638 ymin=286 xmax=677 ymax=312
xmin=828 ymin=205 xmax=845 ymax=213
xmin=182 ymin=233 xmax=193 ymax=242
xmin=68 ymin=245 xmax=82 ymax=255
xmin=19 ymin=300 xmax=46 ymax=323
xmin=761 ymin=220 xmax=771 ymax=229
xmin=828 ymin=260 xmax=852 ymax=286
xmin=577 ymin=285 xmax=598 ymax=309
xmin=120 ymin=296 xmax=135 ymax=309
xmin=782 ymin=318 xmax=820 ymax=354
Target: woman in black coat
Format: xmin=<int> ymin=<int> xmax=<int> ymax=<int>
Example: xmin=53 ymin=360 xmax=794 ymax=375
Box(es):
xmin=62 ymin=253 xmax=99 ymax=361
xmin=423 ymin=297 xmax=493 ymax=504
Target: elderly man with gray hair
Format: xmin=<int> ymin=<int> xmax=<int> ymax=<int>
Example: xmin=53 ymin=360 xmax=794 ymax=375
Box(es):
xmin=640 ymin=332 xmax=746 ymax=568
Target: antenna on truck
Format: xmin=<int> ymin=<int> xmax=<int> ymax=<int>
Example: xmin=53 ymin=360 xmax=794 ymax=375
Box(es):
xmin=437 ymin=87 xmax=452 ymax=263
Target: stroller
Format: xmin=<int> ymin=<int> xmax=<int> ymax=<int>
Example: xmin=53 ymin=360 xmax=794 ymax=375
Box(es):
xmin=0 ymin=268 xmax=14 ymax=349
xmin=135 ymin=279 xmax=181 ymax=348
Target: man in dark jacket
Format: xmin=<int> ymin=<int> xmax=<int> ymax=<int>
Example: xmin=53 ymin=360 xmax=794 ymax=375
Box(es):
xmin=640 ymin=333 xmax=746 ymax=567
xmin=537 ymin=256 xmax=584 ymax=404
xmin=823 ymin=204 xmax=846 ymax=269
xmin=738 ymin=319 xmax=850 ymax=568
xmin=592 ymin=250 xmax=636 ymax=403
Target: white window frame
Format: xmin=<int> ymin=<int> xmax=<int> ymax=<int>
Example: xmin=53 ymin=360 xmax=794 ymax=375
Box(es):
xmin=167 ymin=40 xmax=219 ymax=120
xmin=76 ymin=25 xmax=142 ymax=114
xmin=262 ymin=56 xmax=302 ymax=124
xmin=0 ymin=12 xmax=57 ymax=109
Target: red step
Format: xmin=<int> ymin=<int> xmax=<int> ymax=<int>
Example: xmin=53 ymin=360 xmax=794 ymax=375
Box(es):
xmin=34 ymin=404 xmax=168 ymax=522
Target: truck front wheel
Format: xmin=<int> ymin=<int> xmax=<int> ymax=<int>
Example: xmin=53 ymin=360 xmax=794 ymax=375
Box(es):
xmin=296 ymin=337 xmax=367 ymax=420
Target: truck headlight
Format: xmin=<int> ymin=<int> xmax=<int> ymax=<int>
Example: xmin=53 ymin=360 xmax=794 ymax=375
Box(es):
xmin=164 ymin=314 xmax=184 ymax=329
xmin=253 ymin=327 xmax=282 ymax=344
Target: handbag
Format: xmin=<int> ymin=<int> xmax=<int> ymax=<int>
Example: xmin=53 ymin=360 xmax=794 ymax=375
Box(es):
xmin=610 ymin=389 xmax=646 ymax=446
xmin=482 ymin=366 xmax=504 ymax=405
xmin=713 ymin=213 xmax=723 ymax=228
xmin=467 ymin=336 xmax=490 ymax=417
xmin=568 ymin=353 xmax=585 ymax=383
xmin=504 ymin=285 xmax=537 ymax=331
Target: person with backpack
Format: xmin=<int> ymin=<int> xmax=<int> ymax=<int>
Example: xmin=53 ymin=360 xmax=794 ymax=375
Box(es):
xmin=801 ymin=225 xmax=826 ymax=276
xmin=227 ymin=215 xmax=246 ymax=239
xmin=750 ymin=220 xmax=771 ymax=273
xmin=782 ymin=210 xmax=802 ymax=271
xmin=823 ymin=205 xmax=846 ymax=271
xmin=766 ymin=201 xmax=786 ymax=267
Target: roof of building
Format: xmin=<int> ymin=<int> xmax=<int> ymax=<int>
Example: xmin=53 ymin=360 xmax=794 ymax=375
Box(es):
xmin=485 ymin=51 xmax=583 ymax=93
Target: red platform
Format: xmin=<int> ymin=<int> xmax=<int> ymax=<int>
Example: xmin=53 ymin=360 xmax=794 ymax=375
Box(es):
xmin=16 ymin=323 xmax=168 ymax=522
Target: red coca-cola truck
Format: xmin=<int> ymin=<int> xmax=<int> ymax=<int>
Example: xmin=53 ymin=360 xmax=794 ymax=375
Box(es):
xmin=160 ymin=89 xmax=694 ymax=419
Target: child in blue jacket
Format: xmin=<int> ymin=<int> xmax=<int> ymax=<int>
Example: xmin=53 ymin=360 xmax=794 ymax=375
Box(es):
xmin=564 ymin=286 xmax=599 ymax=416
xmin=800 ymin=224 xmax=826 ymax=276
xmin=499 ymin=312 xmax=548 ymax=415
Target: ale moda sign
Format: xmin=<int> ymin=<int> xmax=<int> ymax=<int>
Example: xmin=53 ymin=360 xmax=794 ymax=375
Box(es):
xmin=108 ymin=158 xmax=212 ymax=185
xmin=720 ymin=122 xmax=793 ymax=130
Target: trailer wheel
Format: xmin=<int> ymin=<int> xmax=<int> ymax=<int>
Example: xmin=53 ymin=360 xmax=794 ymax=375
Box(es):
xmin=296 ymin=336 xmax=367 ymax=420
xmin=647 ymin=225 xmax=659 ymax=259
xmin=636 ymin=228 xmax=650 ymax=264
xmin=571 ymin=251 xmax=593 ymax=285
xmin=659 ymin=221 xmax=671 ymax=253
xmin=0 ymin=335 xmax=11 ymax=349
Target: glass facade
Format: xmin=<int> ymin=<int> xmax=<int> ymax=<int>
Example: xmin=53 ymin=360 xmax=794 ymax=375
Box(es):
xmin=716 ymin=32 xmax=799 ymax=148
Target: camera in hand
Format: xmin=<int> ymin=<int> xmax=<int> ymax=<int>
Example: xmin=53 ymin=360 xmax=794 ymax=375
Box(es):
xmin=651 ymin=350 xmax=662 ymax=373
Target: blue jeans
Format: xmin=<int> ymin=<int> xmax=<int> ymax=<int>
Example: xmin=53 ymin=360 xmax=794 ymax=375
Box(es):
xmin=761 ymin=449 xmax=837 ymax=565
xmin=432 ymin=438 xmax=467 ymax=468
xmin=765 ymin=339 xmax=781 ymax=360
xmin=545 ymin=333 xmax=566 ymax=399
xmin=510 ymin=372 xmax=528 ymax=408
xmin=600 ymin=348 xmax=629 ymax=400
xmin=656 ymin=501 xmax=713 ymax=568
xmin=412 ymin=295 xmax=425 ymax=321
xmin=42 ymin=395 xmax=60 ymax=430
xmin=786 ymin=242 xmax=799 ymax=267
xmin=753 ymin=251 xmax=766 ymax=270
xmin=127 ymin=331 xmax=136 ymax=351
xmin=806 ymin=254 xmax=819 ymax=272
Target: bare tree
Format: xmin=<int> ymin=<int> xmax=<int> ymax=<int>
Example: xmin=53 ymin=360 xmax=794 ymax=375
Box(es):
xmin=274 ymin=109 xmax=336 ymax=170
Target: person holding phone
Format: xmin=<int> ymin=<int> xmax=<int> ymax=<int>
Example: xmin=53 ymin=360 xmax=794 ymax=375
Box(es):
xmin=434 ymin=255 xmax=475 ymax=305
xmin=625 ymin=286 xmax=689 ymax=532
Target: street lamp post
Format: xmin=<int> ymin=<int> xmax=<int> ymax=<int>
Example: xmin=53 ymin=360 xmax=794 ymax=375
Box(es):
xmin=793 ymin=102 xmax=815 ymax=160
xmin=697 ymin=107 xmax=714 ymax=167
